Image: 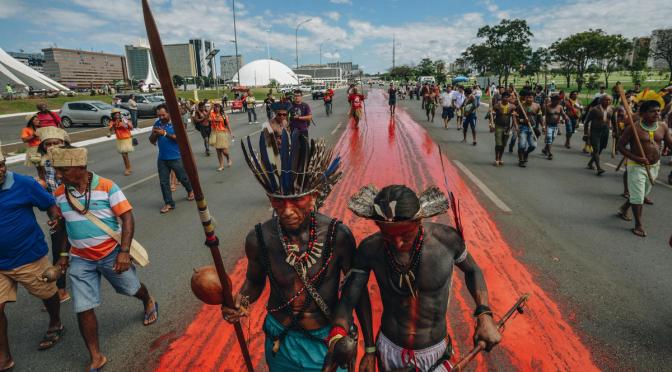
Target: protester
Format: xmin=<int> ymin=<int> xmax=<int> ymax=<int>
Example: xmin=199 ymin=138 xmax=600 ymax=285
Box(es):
xmin=461 ymin=88 xmax=478 ymax=145
xmin=267 ymin=101 xmax=291 ymax=147
xmin=21 ymin=114 xmax=43 ymax=175
xmin=50 ymin=147 xmax=157 ymax=372
xmin=493 ymin=92 xmax=516 ymax=166
xmin=564 ymin=91 xmax=582 ymax=149
xmin=128 ymin=94 xmax=139 ymax=129
xmin=324 ymin=86 xmax=335 ymax=116
xmin=425 ymin=85 xmax=437 ymax=122
xmin=245 ymin=91 xmax=258 ymax=124
xmin=192 ymin=101 xmax=211 ymax=156
xmin=440 ymin=85 xmax=455 ymax=129
xmin=263 ymin=92 xmax=275 ymax=121
xmin=452 ymin=85 xmax=466 ymax=130
xmin=617 ymin=91 xmax=672 ymax=237
xmin=107 ymin=109 xmax=134 ymax=176
xmin=542 ymin=94 xmax=570 ymax=160
xmin=36 ymin=103 xmax=63 ymax=129
xmin=347 ymin=88 xmax=366 ymax=127
xmin=209 ymin=103 xmax=233 ymax=171
xmin=150 ymin=104 xmax=194 ymax=214
xmin=474 ymin=84 xmax=483 ymax=107
xmin=290 ymin=90 xmax=313 ymax=136
xmin=0 ymin=149 xmax=65 ymax=371
xmin=584 ymin=95 xmax=615 ymax=175
xmin=388 ymin=83 xmax=397 ymax=115
xmin=515 ymin=89 xmax=542 ymax=167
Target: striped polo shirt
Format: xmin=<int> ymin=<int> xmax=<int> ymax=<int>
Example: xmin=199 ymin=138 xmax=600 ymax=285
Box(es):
xmin=54 ymin=173 xmax=132 ymax=261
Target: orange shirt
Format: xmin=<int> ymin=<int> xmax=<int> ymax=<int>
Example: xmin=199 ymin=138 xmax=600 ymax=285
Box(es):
xmin=21 ymin=127 xmax=40 ymax=147
xmin=210 ymin=112 xmax=229 ymax=132
xmin=109 ymin=119 xmax=132 ymax=139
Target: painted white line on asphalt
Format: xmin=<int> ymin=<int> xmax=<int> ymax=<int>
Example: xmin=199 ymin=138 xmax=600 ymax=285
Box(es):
xmin=0 ymin=109 xmax=59 ymax=119
xmin=604 ymin=162 xmax=672 ymax=190
xmin=122 ymin=173 xmax=158 ymax=191
xmin=331 ymin=122 xmax=343 ymax=135
xmin=452 ymin=160 xmax=513 ymax=213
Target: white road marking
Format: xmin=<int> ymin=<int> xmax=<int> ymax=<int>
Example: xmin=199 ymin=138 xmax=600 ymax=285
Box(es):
xmin=452 ymin=160 xmax=513 ymax=213
xmin=604 ymin=162 xmax=672 ymax=190
xmin=330 ymin=122 xmax=343 ymax=135
xmin=122 ymin=173 xmax=158 ymax=191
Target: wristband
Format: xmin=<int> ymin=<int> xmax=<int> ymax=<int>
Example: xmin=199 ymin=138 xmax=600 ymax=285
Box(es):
xmin=59 ymin=252 xmax=69 ymax=257
xmin=473 ymin=305 xmax=493 ymax=317
xmin=325 ymin=326 xmax=348 ymax=348
xmin=365 ymin=346 xmax=376 ymax=354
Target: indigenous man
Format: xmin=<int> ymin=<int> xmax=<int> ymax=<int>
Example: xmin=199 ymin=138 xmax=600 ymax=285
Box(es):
xmin=325 ymin=185 xmax=501 ymax=371
xmin=514 ymin=89 xmax=542 ymax=167
xmin=584 ymin=95 xmax=616 ymax=175
xmin=617 ymin=91 xmax=672 ymax=237
xmin=388 ymin=83 xmax=398 ymax=115
xmin=420 ymin=83 xmax=430 ymax=110
xmin=348 ymin=88 xmax=366 ymax=127
xmin=439 ymin=86 xmax=454 ymax=129
xmin=563 ymin=91 xmax=582 ymax=149
xmin=541 ymin=94 xmax=570 ymax=160
xmin=461 ymin=88 xmax=478 ymax=145
xmin=264 ymin=93 xmax=276 ymax=121
xmin=0 ymin=150 xmax=64 ymax=371
xmin=51 ymin=147 xmax=158 ymax=372
xmin=192 ymin=101 xmax=211 ymax=156
xmin=222 ymin=131 xmax=373 ymax=371
xmin=266 ymin=101 xmax=292 ymax=147
xmin=492 ymin=92 xmax=516 ymax=166
xmin=426 ymin=87 xmax=438 ymax=123
xmin=107 ymin=108 xmax=134 ymax=176
xmin=453 ymin=86 xmax=466 ymax=131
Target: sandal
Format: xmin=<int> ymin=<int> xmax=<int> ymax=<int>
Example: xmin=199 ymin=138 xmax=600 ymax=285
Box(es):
xmin=144 ymin=301 xmax=159 ymax=326
xmin=644 ymin=197 xmax=653 ymax=205
xmin=89 ymin=356 xmax=108 ymax=372
xmin=38 ymin=326 xmax=65 ymax=351
xmin=160 ymin=205 xmax=174 ymax=214
xmin=617 ymin=210 xmax=632 ymax=221
xmin=187 ymin=192 xmax=195 ymax=201
xmin=631 ymin=228 xmax=647 ymax=237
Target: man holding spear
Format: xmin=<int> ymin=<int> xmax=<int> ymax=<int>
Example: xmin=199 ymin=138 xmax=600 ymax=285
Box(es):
xmin=514 ymin=89 xmax=542 ymax=168
xmin=617 ymin=90 xmax=672 ymax=237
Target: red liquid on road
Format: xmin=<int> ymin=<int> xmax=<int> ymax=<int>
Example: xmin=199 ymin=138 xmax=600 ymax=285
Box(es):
xmin=155 ymin=90 xmax=598 ymax=371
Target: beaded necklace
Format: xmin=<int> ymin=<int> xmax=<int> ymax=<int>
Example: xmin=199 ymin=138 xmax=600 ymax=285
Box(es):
xmin=276 ymin=212 xmax=323 ymax=276
xmin=383 ymin=225 xmax=425 ymax=298
xmin=66 ymin=172 xmax=93 ymax=215
xmin=639 ymin=121 xmax=658 ymax=142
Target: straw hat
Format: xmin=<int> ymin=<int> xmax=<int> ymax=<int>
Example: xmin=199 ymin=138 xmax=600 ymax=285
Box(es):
xmin=37 ymin=127 xmax=67 ymax=142
xmin=50 ymin=147 xmax=87 ymax=167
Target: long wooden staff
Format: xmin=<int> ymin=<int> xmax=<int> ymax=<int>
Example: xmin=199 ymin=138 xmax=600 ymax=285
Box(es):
xmin=513 ymin=91 xmax=538 ymax=142
xmin=141 ymin=1 xmax=254 ymax=370
xmin=617 ymin=86 xmax=654 ymax=185
xmin=450 ymin=294 xmax=530 ymax=372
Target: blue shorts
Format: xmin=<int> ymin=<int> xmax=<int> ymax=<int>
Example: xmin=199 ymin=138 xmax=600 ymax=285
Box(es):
xmin=462 ymin=112 xmax=476 ymax=130
xmin=68 ymin=247 xmax=141 ymax=313
xmin=545 ymin=125 xmax=557 ymax=145
xmin=263 ymin=315 xmax=346 ymax=372
xmin=441 ymin=106 xmax=454 ymax=119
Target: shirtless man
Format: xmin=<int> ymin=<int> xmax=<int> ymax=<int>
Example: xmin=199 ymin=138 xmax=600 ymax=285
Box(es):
xmin=426 ymin=88 xmax=438 ymax=123
xmin=542 ymin=94 xmax=570 ymax=160
xmin=421 ymin=83 xmax=430 ymax=110
xmin=617 ymin=96 xmax=672 ymax=237
xmin=584 ymin=95 xmax=616 ymax=175
xmin=325 ymin=185 xmax=501 ymax=371
xmin=223 ymin=132 xmax=373 ymax=371
xmin=564 ymin=91 xmax=582 ymax=149
xmin=514 ymin=90 xmax=542 ymax=167
xmin=492 ymin=92 xmax=516 ymax=166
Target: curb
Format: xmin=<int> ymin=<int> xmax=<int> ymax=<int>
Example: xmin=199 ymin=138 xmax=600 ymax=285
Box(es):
xmin=0 ymin=109 xmax=59 ymax=120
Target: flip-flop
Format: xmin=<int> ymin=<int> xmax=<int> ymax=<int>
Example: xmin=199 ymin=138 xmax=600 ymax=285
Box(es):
xmin=89 ymin=356 xmax=108 ymax=372
xmin=617 ymin=211 xmax=632 ymax=221
xmin=60 ymin=293 xmax=71 ymax=304
xmin=631 ymin=228 xmax=647 ymax=237
xmin=38 ymin=326 xmax=65 ymax=350
xmin=0 ymin=360 xmax=15 ymax=371
xmin=144 ymin=302 xmax=159 ymax=326
xmin=159 ymin=206 xmax=174 ymax=214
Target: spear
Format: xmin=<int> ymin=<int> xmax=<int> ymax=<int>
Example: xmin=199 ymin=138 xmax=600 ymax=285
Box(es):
xmin=513 ymin=91 xmax=538 ymax=142
xmin=141 ymin=1 xmax=254 ymax=370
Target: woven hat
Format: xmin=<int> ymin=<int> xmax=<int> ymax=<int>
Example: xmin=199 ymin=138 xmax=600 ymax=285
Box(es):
xmin=37 ymin=127 xmax=67 ymax=142
xmin=348 ymin=185 xmax=449 ymax=222
xmin=50 ymin=147 xmax=87 ymax=167
xmin=241 ymin=128 xmax=342 ymax=209
xmin=111 ymin=108 xmax=122 ymax=114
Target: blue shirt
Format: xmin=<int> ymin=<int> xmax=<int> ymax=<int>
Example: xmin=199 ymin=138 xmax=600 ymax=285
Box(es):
xmin=0 ymin=172 xmax=55 ymax=270
xmin=153 ymin=119 xmax=181 ymax=160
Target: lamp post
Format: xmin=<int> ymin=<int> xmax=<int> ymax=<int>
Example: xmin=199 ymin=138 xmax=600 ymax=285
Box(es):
xmin=232 ymin=0 xmax=241 ymax=87
xmin=295 ymin=18 xmax=312 ymax=69
xmin=319 ymin=38 xmax=331 ymax=66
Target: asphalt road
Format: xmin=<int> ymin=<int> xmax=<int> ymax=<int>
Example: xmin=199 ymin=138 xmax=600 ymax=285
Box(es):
xmin=396 ymin=95 xmax=672 ymax=370
xmin=4 ymin=93 xmax=346 ymax=372
xmin=6 ymin=88 xmax=672 ymax=371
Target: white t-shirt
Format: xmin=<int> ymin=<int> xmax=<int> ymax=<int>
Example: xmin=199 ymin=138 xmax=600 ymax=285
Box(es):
xmin=451 ymin=91 xmax=465 ymax=108
xmin=440 ymin=92 xmax=453 ymax=107
xmin=474 ymin=89 xmax=482 ymax=98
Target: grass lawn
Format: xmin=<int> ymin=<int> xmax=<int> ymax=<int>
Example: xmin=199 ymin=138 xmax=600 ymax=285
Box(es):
xmin=0 ymin=88 xmax=278 ymax=115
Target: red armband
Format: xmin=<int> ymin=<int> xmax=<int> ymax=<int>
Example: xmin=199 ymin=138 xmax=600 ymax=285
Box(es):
xmin=325 ymin=325 xmax=348 ymax=347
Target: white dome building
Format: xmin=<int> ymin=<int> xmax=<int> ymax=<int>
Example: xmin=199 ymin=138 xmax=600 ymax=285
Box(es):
xmin=232 ymin=59 xmax=299 ymax=86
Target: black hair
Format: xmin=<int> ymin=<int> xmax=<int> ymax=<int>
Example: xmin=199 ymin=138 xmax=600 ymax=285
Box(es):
xmin=520 ymin=89 xmax=533 ymax=97
xmin=156 ymin=103 xmax=168 ymax=112
xmin=374 ymin=185 xmax=420 ymax=221
xmin=502 ymin=92 xmax=511 ymax=98
xmin=26 ymin=115 xmax=38 ymax=129
xmin=464 ymin=88 xmax=473 ymax=95
xmin=639 ymin=100 xmax=661 ymax=113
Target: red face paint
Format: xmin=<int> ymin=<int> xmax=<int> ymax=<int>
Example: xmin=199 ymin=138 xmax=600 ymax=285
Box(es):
xmin=376 ymin=220 xmax=421 ymax=251
xmin=268 ymin=194 xmax=315 ymax=231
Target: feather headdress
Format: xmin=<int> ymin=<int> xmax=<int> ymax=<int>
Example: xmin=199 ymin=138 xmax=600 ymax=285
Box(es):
xmin=633 ymin=88 xmax=665 ymax=108
xmin=348 ymin=185 xmax=449 ymax=222
xmin=242 ymin=128 xmax=342 ymax=208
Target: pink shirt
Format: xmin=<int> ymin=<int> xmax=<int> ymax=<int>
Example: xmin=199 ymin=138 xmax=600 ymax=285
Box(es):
xmin=37 ymin=112 xmax=61 ymax=128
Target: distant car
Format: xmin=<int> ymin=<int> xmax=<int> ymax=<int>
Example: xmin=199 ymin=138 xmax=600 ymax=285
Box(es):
xmin=59 ymin=101 xmax=130 ymax=128
xmin=311 ymin=85 xmax=327 ymax=100
xmin=299 ymin=85 xmax=311 ymax=93
xmin=114 ymin=93 xmax=163 ymax=117
xmin=231 ymin=99 xmax=244 ymax=112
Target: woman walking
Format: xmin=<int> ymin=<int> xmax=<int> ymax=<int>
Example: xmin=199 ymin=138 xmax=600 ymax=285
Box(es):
xmin=107 ymin=108 xmax=134 ymax=175
xmin=21 ymin=114 xmax=43 ymax=177
xmin=209 ymin=103 xmax=233 ymax=170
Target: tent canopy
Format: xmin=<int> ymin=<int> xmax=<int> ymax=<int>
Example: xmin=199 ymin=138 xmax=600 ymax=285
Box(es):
xmin=232 ymin=59 xmax=299 ymax=87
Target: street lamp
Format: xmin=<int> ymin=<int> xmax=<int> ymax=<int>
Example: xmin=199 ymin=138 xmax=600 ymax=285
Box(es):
xmin=319 ymin=39 xmax=331 ymax=66
xmin=232 ymin=0 xmax=241 ymax=86
xmin=295 ymin=18 xmax=312 ymax=69
xmin=265 ymin=28 xmax=271 ymax=59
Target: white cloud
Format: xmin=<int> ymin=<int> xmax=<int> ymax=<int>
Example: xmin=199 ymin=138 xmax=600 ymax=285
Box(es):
xmin=0 ymin=0 xmax=23 ymax=19
xmin=326 ymin=11 xmax=341 ymax=21
xmin=323 ymin=52 xmax=341 ymax=60
xmin=330 ymin=0 xmax=352 ymax=4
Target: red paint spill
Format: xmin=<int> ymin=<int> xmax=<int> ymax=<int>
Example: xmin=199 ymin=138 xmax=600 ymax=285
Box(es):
xmin=155 ymin=90 xmax=599 ymax=371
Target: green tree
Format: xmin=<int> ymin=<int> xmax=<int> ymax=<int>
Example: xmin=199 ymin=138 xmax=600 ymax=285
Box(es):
xmin=551 ymin=30 xmax=606 ymax=91
xmin=626 ymin=38 xmax=650 ymax=84
xmin=434 ymin=60 xmax=447 ymax=84
xmin=461 ymin=43 xmax=494 ymax=76
xmin=389 ymin=65 xmax=415 ymax=81
xmin=475 ymin=19 xmax=533 ymax=86
xmin=595 ymin=34 xmax=630 ymax=87
xmin=650 ymin=29 xmax=672 ymax=81
xmin=521 ymin=47 xmax=548 ymax=83
xmin=416 ymin=58 xmax=436 ymax=76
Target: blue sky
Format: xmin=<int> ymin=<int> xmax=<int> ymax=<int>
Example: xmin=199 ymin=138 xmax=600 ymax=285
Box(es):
xmin=1 ymin=0 xmax=670 ymax=73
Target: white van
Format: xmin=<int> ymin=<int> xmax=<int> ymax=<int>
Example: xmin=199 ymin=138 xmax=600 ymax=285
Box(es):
xmin=418 ymin=76 xmax=436 ymax=85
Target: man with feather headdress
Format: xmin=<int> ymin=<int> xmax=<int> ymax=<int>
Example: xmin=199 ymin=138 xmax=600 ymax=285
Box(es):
xmin=221 ymin=129 xmax=373 ymax=371
xmin=323 ymin=185 xmax=501 ymax=372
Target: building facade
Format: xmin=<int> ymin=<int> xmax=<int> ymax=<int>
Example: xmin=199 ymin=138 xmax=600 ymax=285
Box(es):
xmin=7 ymin=51 xmax=44 ymax=73
xmin=293 ymin=66 xmax=343 ymax=85
xmin=124 ymin=45 xmax=157 ymax=81
xmin=648 ymin=29 xmax=671 ymax=70
xmin=220 ymin=54 xmax=244 ymax=81
xmin=164 ymin=43 xmax=197 ymax=78
xmin=189 ymin=39 xmax=217 ymax=79
xmin=42 ymin=48 xmax=127 ymax=89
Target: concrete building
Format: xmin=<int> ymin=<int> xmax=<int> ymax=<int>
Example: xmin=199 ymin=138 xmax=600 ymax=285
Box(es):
xmin=124 ymin=45 xmax=156 ymax=81
xmin=42 ymin=48 xmax=127 ymax=89
xmin=7 ymin=51 xmax=44 ymax=73
xmin=220 ymin=54 xmax=243 ymax=81
xmin=648 ymin=29 xmax=671 ymax=70
xmin=293 ymin=65 xmax=343 ymax=85
xmin=189 ymin=39 xmax=217 ymax=79
xmin=0 ymin=47 xmax=70 ymax=93
xmin=163 ymin=43 xmax=197 ymax=78
xmin=625 ymin=37 xmax=651 ymax=67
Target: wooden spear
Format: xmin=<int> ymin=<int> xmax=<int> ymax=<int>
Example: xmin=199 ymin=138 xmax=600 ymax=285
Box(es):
xmin=141 ymin=1 xmax=254 ymax=370
xmin=513 ymin=91 xmax=538 ymax=142
xmin=617 ymin=86 xmax=655 ymax=185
